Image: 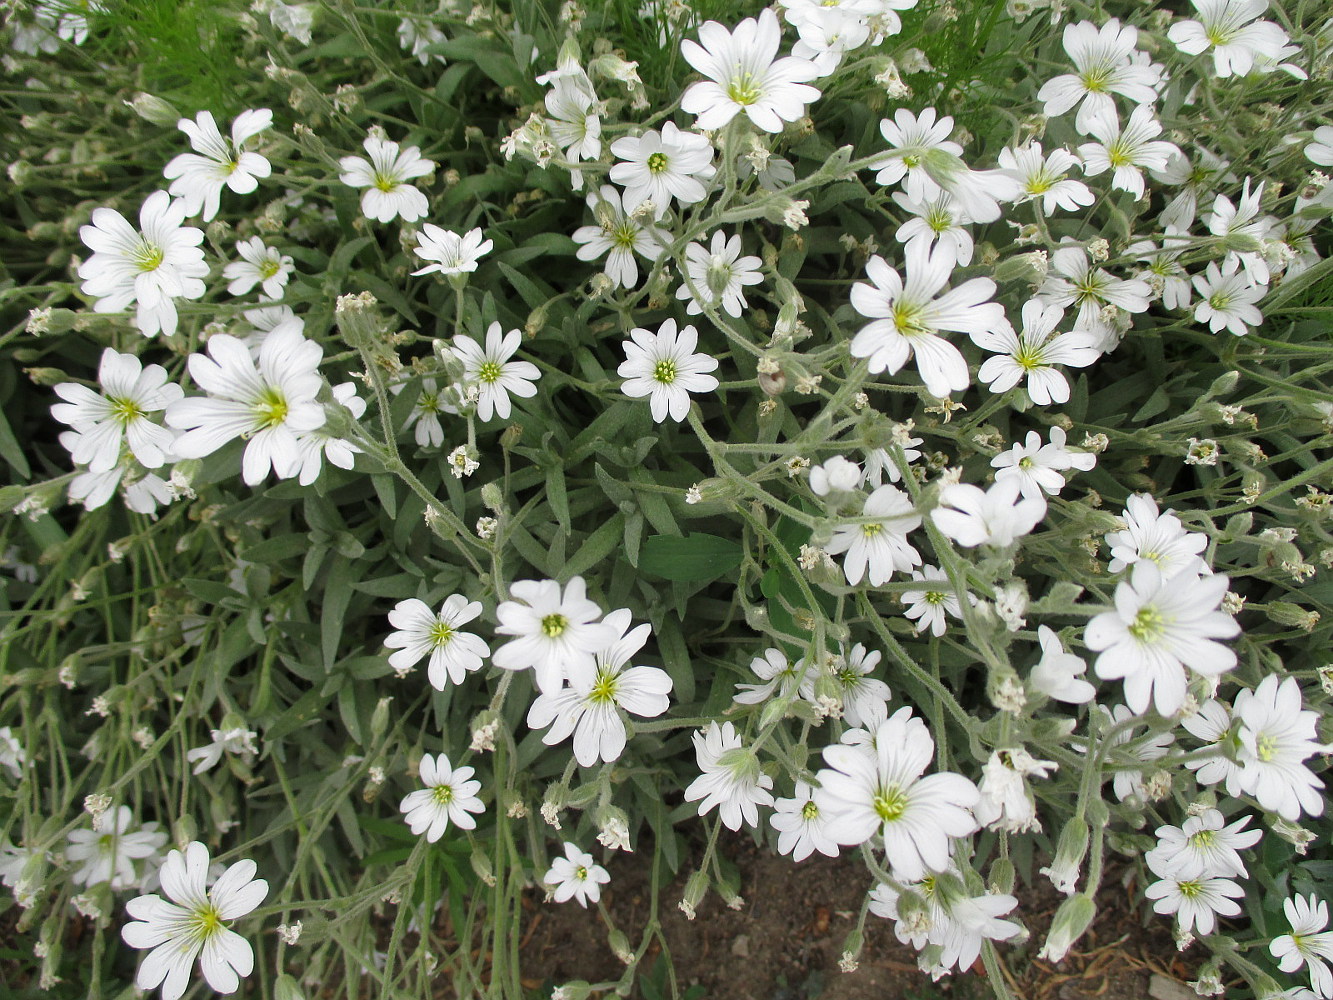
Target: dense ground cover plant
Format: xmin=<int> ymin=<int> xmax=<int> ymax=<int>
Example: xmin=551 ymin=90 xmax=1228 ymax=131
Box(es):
xmin=1 ymin=0 xmax=1332 ymax=998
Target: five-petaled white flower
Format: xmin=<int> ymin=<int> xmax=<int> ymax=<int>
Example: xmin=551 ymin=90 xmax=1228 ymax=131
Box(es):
xmin=823 ymin=484 xmax=922 ymax=586
xmin=121 ymin=842 xmax=268 ymax=1000
xmin=1192 ymin=259 xmax=1265 ymax=337
xmin=1084 ymin=561 xmax=1239 ymax=716
xmin=676 ymin=231 xmax=764 ymax=318
xmin=1077 ymin=104 xmax=1181 ymax=201
xmin=527 ymin=608 xmax=672 ymax=767
xmin=1167 ymin=0 xmax=1292 ymax=78
xmin=163 ymin=109 xmax=273 ymax=222
xmin=999 ymin=142 xmax=1096 ymax=216
xmin=399 ymin=753 xmax=485 ymax=841
xmin=411 ymin=225 xmax=493 ymax=277
xmin=67 ymin=805 xmax=168 ymax=890
xmin=78 ymin=190 xmax=209 ymax=339
xmin=1271 ymin=894 xmax=1333 ymax=998
xmin=572 ymin=184 xmax=670 ymax=289
xmin=1234 ymin=675 xmax=1327 ymax=822
xmin=680 ymin=10 xmax=822 ymax=133
xmin=452 ymin=322 xmax=541 ymax=422
xmin=770 ymin=781 xmax=840 ymax=862
xmin=222 ymin=237 xmax=293 ymax=299
xmin=339 ymin=134 xmax=436 ymax=223
xmin=385 ymin=595 xmax=490 ymax=689
xmin=493 ymin=577 xmax=618 ymax=694
xmin=617 ymin=318 xmax=720 ymax=423
xmin=1143 ymin=873 xmax=1244 ymax=936
xmin=684 ymin=720 xmax=774 ymax=831
xmin=544 ymin=842 xmax=610 ymax=907
xmin=973 ymin=299 xmax=1101 ymax=404
xmin=932 ymin=480 xmax=1047 ymax=549
xmin=869 ymin=107 xmax=965 ymax=203
xmin=901 ymin=564 xmax=966 ymax=637
xmin=166 ymin=327 xmax=325 ymax=486
xmin=1037 ymin=20 xmax=1162 ymax=133
xmin=609 ymin=122 xmax=715 ymax=219
xmin=51 ymin=348 xmax=182 ymax=473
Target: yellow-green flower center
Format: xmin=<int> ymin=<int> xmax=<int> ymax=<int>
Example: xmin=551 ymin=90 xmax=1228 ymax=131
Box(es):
xmin=925 ymin=590 xmax=946 ymax=605
xmin=478 ymin=361 xmax=503 ymax=384
xmin=872 ymin=785 xmax=908 ymax=823
xmin=653 ymin=359 xmax=677 ymax=385
xmin=373 ymin=172 xmax=400 ymax=192
xmin=647 ymin=152 xmax=669 ymax=174
xmin=1177 ymin=879 xmax=1203 ymax=899
xmin=1256 ymin=733 xmax=1278 ymax=762
xmin=575 ymin=865 xmax=589 ymax=881
xmin=541 ymin=613 xmax=568 ymax=638
xmin=109 ymin=395 xmax=145 ymax=424
xmin=260 ymin=258 xmax=283 ymax=279
xmin=429 ymin=620 xmax=455 ymax=648
xmin=862 ymin=522 xmax=883 ymax=538
xmin=801 ymin=800 xmax=819 ymax=820
xmin=726 ymin=71 xmax=762 ymax=106
xmin=892 ymin=302 xmax=930 ymax=338
xmin=1189 ymin=829 xmax=1216 ymax=848
xmin=133 ymin=240 xmax=164 ymax=273
xmin=432 ymin=783 xmax=455 ymax=804
xmin=253 ymin=387 xmax=289 ymax=429
xmin=188 ymin=903 xmax=226 ymax=940
xmin=589 ymin=669 xmax=618 ymax=705
xmin=1127 ymin=605 xmax=1166 ymax=642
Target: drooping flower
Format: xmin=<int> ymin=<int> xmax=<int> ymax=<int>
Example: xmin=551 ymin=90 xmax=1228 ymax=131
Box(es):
xmin=452 ymin=322 xmax=541 ymax=422
xmin=222 ymin=237 xmax=293 ymax=299
xmin=398 ymin=17 xmax=446 ymax=65
xmin=411 ymin=225 xmax=493 ymax=277
xmin=163 ymin=109 xmax=273 ymax=222
xmin=1030 ymin=625 xmax=1096 ymax=704
xmin=932 ymin=481 xmax=1047 ymax=549
xmin=121 ymin=842 xmax=268 ymax=1000
xmin=679 ymin=10 xmax=822 ymax=133
xmin=78 ymin=190 xmax=208 ymax=339
xmin=1084 ymin=561 xmax=1239 ymax=716
xmin=399 ymin=753 xmax=484 ymax=841
xmin=385 ymin=595 xmax=490 ymax=689
xmin=186 ymin=727 xmax=259 ymax=776
xmin=51 ymin=348 xmax=182 ymax=473
xmin=543 ymin=842 xmax=610 ymax=907
xmin=338 ymin=134 xmax=435 ymax=223
xmin=683 ymin=721 xmax=774 ymax=831
xmin=165 ymin=326 xmax=325 ymax=486
xmin=617 ymin=318 xmax=719 ymax=423
xmin=293 ymin=382 xmax=366 ymax=486
xmin=526 ymin=608 xmax=672 ymax=767
xmin=849 ymin=241 xmax=1009 ymax=398
xmin=974 ymin=748 xmax=1056 ymax=833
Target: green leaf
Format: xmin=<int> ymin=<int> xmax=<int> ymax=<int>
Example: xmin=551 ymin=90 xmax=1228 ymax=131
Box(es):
xmin=0 ymin=406 xmax=30 ymax=479
xmin=639 ymin=532 xmax=742 ymax=582
xmin=322 ymin=554 xmax=354 ymax=670
xmin=563 ymin=514 xmax=623 ymax=578
xmin=264 ymin=687 xmax=328 ymax=741
xmin=242 ymin=534 xmax=310 ymax=563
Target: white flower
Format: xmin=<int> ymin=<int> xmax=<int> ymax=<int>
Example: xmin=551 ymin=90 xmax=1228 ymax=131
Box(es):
xmin=385 ymin=595 xmax=490 ymax=690
xmin=492 ymin=577 xmax=617 ymax=694
xmin=1204 ymin=178 xmax=1274 ymax=285
xmin=545 ymin=70 xmax=602 ymax=186
xmin=1307 ymin=126 xmax=1333 ymax=167
xmin=733 ymin=647 xmax=817 ymax=705
xmin=992 ymin=427 xmax=1097 ymax=499
xmin=222 ymin=237 xmax=293 ymax=299
xmin=293 ymin=382 xmax=366 ymax=486
xmin=676 ymin=231 xmax=763 ymax=318
xmin=901 ymin=565 xmax=966 ymax=637
xmin=452 ymin=322 xmax=540 ymax=422
xmin=999 ymin=142 xmax=1095 ymax=216
xmin=1271 ymin=895 xmax=1333 ymax=998
xmin=166 ymin=327 xmax=325 ymax=486
xmin=1131 ymin=237 xmax=1193 ymax=309
xmin=1234 ymin=676 xmax=1326 ymax=821
xmin=679 ymin=10 xmax=821 ymax=133
xmin=398 ymin=17 xmax=445 ymax=65
xmin=269 ymin=3 xmax=314 ymax=44
xmin=1181 ymin=699 xmax=1245 ymax=793
xmin=869 ymin=107 xmax=965 ymax=202
xmin=609 ymin=122 xmax=714 ymax=219
xmin=932 ymin=481 xmax=1047 ymax=549
xmin=1077 ymin=105 xmax=1181 ymax=201
xmin=617 ymin=318 xmax=719 ymax=423
xmin=399 ymin=753 xmax=484 ymax=840
xmin=1192 ymin=259 xmax=1266 ymax=337
xmin=1037 ymin=20 xmax=1162 ymax=133
xmin=824 ymin=484 xmax=922 ymax=585
xmin=78 ymin=190 xmax=208 ymax=339
xmin=544 ymin=843 xmax=609 ymax=907
xmin=1145 ymin=809 xmax=1261 ymax=881
xmin=817 ymin=706 xmax=978 ymax=881
xmin=398 ymin=377 xmax=456 ymax=449
xmin=683 ymin=721 xmax=774 ymax=831
xmin=1096 ymin=704 xmax=1174 ymax=802
xmin=1106 ymin=493 xmax=1209 ymax=577
xmin=869 ymin=874 xmax=1021 ymax=978
xmin=121 ymin=842 xmax=268 ymax=1000
xmin=849 ymin=241 xmax=1009 ymax=398
xmin=163 ymin=109 xmax=272 ymax=222
xmin=339 ymin=134 xmax=435 ymax=224
xmin=1038 ymin=245 xmax=1152 ymax=351
xmin=1084 ymin=561 xmax=1239 ymax=716
xmin=186 ymin=727 xmax=259 ymax=775
xmin=0 ymin=726 xmax=25 ymax=779
xmin=810 ymin=455 xmax=862 ymax=496
xmin=973 ymin=299 xmax=1101 ymax=405
xmin=66 ymin=806 xmax=168 ymax=890
xmin=1167 ymin=0 xmax=1292 ymax=78
xmin=50 ymin=348 xmax=182 ymax=473
xmin=770 ymin=781 xmax=840 ymax=861
xmin=572 ymin=185 xmax=669 ymax=289
xmin=526 ymin=608 xmax=672 ymax=767
xmin=974 ymin=748 xmax=1056 ymax=833
xmin=411 ymin=225 xmax=493 ymax=277
xmin=826 ymin=643 xmax=891 ymax=727
xmin=1144 ymin=874 xmax=1244 ymax=936
xmin=788 ymin=4 xmax=871 ymax=76
xmin=893 ymin=191 xmax=974 ymax=266
xmin=1030 ymin=625 xmax=1096 ymax=703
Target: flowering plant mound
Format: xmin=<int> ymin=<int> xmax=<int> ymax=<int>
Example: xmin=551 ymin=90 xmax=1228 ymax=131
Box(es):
xmin=0 ymin=0 xmax=1332 ymax=998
